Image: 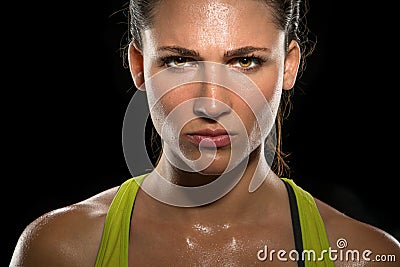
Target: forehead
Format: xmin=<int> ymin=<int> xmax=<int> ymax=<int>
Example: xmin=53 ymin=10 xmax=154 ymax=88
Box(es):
xmin=144 ymin=0 xmax=281 ymax=50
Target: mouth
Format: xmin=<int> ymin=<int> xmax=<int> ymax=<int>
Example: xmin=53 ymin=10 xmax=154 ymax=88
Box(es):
xmin=186 ymin=128 xmax=237 ymax=148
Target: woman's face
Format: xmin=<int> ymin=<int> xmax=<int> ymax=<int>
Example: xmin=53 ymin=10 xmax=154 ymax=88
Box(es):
xmin=130 ymin=0 xmax=300 ymax=175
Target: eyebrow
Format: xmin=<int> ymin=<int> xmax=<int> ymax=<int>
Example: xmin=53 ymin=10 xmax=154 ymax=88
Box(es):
xmin=157 ymin=46 xmax=200 ymax=57
xmin=157 ymin=46 xmax=270 ymax=58
xmin=224 ymin=46 xmax=271 ymax=57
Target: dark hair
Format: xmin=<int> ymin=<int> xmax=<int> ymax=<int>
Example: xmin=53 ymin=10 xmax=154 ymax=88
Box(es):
xmin=126 ymin=0 xmax=316 ymax=177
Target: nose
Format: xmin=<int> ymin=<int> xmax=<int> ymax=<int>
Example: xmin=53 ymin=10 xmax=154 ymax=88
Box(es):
xmin=193 ymin=82 xmax=232 ymax=119
xmin=193 ymin=63 xmax=232 ymax=119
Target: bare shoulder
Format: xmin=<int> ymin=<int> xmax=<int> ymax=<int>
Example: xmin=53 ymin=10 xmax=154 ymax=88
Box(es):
xmin=10 ymin=186 xmax=120 ymax=267
xmin=315 ymin=197 xmax=400 ymax=266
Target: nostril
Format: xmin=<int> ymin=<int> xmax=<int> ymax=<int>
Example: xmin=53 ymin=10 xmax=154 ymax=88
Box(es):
xmin=193 ymin=97 xmax=231 ymax=119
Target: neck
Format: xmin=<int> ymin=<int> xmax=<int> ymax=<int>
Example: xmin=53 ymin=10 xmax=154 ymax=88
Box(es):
xmin=140 ymin=146 xmax=284 ymax=223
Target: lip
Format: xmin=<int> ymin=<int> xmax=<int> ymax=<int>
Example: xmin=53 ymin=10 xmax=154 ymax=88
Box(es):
xmin=186 ymin=128 xmax=236 ymax=148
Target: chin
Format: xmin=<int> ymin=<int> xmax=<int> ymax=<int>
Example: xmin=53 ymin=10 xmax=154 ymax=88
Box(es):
xmin=197 ymin=164 xmax=230 ymax=176
xmin=193 ymin=151 xmax=248 ymax=176
xmin=169 ymin=139 xmax=252 ymax=175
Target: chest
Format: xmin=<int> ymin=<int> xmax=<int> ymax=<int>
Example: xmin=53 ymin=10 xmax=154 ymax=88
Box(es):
xmin=128 ymin=220 xmax=299 ymax=266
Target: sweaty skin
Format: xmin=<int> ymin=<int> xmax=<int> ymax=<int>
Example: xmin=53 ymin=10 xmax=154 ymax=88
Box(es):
xmin=140 ymin=0 xmax=287 ymax=179
xmin=10 ymin=0 xmax=400 ymax=266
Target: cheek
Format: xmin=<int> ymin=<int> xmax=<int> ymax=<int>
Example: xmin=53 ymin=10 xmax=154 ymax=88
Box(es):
xmin=236 ymin=71 xmax=283 ymax=142
xmin=159 ymin=93 xmax=184 ymax=114
xmin=253 ymin=69 xmax=284 ymax=117
xmin=254 ymin=67 xmax=283 ymax=98
xmin=149 ymin=88 xmax=194 ymax=135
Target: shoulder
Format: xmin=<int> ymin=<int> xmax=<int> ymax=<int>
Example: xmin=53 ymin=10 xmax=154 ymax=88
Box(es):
xmin=10 ymin=186 xmax=120 ymax=267
xmin=315 ymin=198 xmax=400 ymax=266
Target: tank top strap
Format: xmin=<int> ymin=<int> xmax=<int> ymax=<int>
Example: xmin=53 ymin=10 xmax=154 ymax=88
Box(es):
xmin=281 ymin=178 xmax=335 ymax=267
xmin=95 ymin=174 xmax=147 ymax=267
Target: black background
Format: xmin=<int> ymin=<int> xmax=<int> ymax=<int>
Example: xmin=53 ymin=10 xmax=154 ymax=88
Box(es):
xmin=4 ymin=0 xmax=399 ymax=265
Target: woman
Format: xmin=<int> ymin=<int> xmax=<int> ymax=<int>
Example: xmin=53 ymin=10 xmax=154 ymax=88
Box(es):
xmin=10 ymin=0 xmax=400 ymax=266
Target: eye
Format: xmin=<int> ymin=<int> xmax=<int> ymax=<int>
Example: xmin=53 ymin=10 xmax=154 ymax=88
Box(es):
xmin=232 ymin=57 xmax=258 ymax=69
xmin=161 ymin=56 xmax=196 ymax=68
xmin=238 ymin=58 xmax=252 ymax=68
xmin=173 ymin=57 xmax=187 ymax=66
xmin=229 ymin=56 xmax=267 ymax=73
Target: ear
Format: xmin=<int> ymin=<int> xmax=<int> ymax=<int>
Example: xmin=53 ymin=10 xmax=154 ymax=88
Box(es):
xmin=128 ymin=41 xmax=145 ymax=91
xmin=283 ymin=40 xmax=301 ymax=90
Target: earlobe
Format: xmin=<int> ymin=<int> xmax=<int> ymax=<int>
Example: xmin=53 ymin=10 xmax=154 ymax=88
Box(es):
xmin=128 ymin=42 xmax=145 ymax=91
xmin=283 ymin=40 xmax=301 ymax=90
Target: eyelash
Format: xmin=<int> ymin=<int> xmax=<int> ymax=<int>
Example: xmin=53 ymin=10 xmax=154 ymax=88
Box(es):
xmin=158 ymin=55 xmax=267 ymax=73
xmin=228 ymin=54 xmax=267 ymax=72
xmin=159 ymin=56 xmax=198 ymax=70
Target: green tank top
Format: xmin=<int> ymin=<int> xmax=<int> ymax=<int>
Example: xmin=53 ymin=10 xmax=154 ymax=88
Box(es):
xmin=94 ymin=174 xmax=334 ymax=266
